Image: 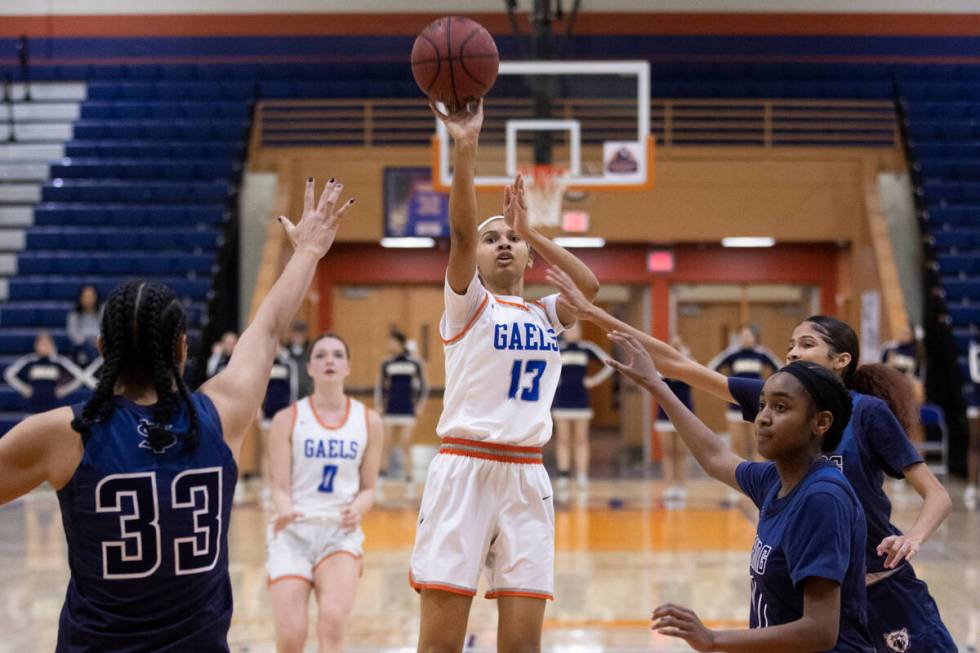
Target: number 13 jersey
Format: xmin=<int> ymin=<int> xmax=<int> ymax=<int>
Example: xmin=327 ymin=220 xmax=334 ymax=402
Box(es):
xmin=438 ymin=272 xmax=565 ymax=447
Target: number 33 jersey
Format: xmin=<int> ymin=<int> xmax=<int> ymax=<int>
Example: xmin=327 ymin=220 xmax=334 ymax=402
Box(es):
xmin=289 ymin=396 xmax=367 ymax=518
xmin=438 ymin=272 xmax=566 ymax=447
xmin=57 ymin=393 xmax=237 ymax=652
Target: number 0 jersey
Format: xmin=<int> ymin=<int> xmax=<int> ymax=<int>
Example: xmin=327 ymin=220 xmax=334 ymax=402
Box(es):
xmin=289 ymin=396 xmax=367 ymax=518
xmin=438 ymin=272 xmax=565 ymax=447
xmin=57 ymin=393 xmax=236 ymax=653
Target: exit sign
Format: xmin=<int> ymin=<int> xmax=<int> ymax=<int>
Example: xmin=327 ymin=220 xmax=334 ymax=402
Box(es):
xmin=561 ymin=210 xmax=590 ymax=233
xmin=647 ymin=250 xmax=674 ymax=273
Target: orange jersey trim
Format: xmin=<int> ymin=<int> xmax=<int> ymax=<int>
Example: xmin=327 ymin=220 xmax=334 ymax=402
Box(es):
xmin=493 ymin=295 xmax=530 ymax=312
xmin=314 ymin=550 xmax=364 ymax=578
xmin=309 ymin=395 xmax=351 ymax=430
xmin=485 ymin=589 xmax=554 ymax=601
xmin=409 ymin=571 xmax=476 ymax=597
xmin=267 ymin=574 xmax=313 ymax=587
xmin=441 ymin=437 xmax=542 ymax=455
xmin=441 ymin=293 xmax=489 ymax=345
xmin=438 ymin=447 xmax=543 ymax=465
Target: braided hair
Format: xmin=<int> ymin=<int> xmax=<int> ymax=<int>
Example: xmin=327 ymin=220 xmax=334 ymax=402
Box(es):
xmin=70 ymin=280 xmax=199 ymax=451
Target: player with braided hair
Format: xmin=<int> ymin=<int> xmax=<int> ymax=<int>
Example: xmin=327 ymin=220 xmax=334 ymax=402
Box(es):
xmin=0 ymin=176 xmax=354 ymax=652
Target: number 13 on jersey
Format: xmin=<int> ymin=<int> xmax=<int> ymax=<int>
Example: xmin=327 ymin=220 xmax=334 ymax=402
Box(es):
xmin=507 ymin=359 xmax=547 ymax=401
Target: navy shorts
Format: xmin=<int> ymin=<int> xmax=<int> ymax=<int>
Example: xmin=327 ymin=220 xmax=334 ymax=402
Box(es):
xmin=866 ymin=564 xmax=956 ymax=653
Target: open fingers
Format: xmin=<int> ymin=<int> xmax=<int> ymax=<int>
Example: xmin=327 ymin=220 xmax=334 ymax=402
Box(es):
xmin=315 ymin=177 xmax=337 ymax=213
xmin=303 ymin=176 xmax=315 ymax=214
xmin=318 ymin=179 xmax=343 ymax=216
xmin=332 ymin=197 xmax=357 ymax=221
xmin=278 ymin=215 xmax=297 ymax=245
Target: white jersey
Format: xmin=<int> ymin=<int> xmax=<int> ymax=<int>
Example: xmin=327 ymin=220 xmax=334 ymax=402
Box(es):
xmin=289 ymin=396 xmax=367 ymax=517
xmin=438 ymin=272 xmax=565 ymax=447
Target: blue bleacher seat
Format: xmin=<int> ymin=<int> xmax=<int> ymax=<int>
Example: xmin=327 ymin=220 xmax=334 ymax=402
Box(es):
xmin=921 ymin=180 xmax=980 ymax=205
xmin=73 ymin=119 xmax=248 ymax=141
xmin=938 ymin=254 xmax=980 ymax=276
xmin=16 ymin=252 xmax=216 ymax=276
xmin=25 ymin=228 xmax=221 ymax=251
xmin=949 ymin=305 xmax=980 ymax=326
xmin=925 ymin=206 xmax=980 ymax=227
xmin=33 ymin=204 xmax=226 ymax=227
xmin=64 ymin=140 xmax=242 ymax=160
xmin=6 ymin=277 xmax=212 ymax=302
xmin=41 ymin=181 xmax=230 ymax=203
xmin=931 ymin=229 xmax=980 ymax=252
xmin=0 ymin=301 xmax=206 ymax=328
xmin=50 ymin=160 xmax=236 ymax=181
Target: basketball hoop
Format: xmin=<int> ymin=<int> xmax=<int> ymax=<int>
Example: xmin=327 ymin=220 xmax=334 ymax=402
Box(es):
xmin=520 ymin=165 xmax=569 ymax=228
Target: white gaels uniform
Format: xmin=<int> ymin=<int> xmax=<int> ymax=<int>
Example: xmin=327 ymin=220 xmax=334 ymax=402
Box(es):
xmin=410 ymin=272 xmax=566 ymax=600
xmin=266 ymin=396 xmax=367 ymax=584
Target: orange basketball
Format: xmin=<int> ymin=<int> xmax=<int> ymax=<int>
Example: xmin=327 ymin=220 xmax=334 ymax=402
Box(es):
xmin=411 ymin=16 xmax=499 ymax=110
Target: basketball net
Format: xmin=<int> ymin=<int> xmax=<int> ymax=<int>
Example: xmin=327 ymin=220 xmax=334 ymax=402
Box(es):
xmin=520 ymin=165 xmax=568 ymax=228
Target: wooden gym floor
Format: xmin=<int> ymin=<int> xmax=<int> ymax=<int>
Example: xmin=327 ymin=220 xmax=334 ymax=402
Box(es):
xmin=1 ymin=473 xmax=978 ymax=652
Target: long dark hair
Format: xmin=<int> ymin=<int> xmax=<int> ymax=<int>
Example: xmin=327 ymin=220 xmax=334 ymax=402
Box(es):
xmin=74 ymin=284 xmax=100 ymax=314
xmin=71 ymin=280 xmax=199 ymax=451
xmin=804 ymin=315 xmax=918 ymax=434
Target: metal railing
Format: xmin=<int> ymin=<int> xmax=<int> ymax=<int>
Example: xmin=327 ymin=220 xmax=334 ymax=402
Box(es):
xmin=253 ymin=97 xmax=899 ymax=149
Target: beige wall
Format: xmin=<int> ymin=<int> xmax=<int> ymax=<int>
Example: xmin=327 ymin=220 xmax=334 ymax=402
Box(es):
xmin=251 ymin=145 xmax=904 ymax=246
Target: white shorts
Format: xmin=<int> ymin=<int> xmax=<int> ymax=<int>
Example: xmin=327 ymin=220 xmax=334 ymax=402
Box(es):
xmin=409 ymin=437 xmax=555 ymax=600
xmin=266 ymin=517 xmax=364 ymax=585
xmin=382 ymin=414 xmax=417 ymax=427
xmin=551 ymin=408 xmax=593 ymax=420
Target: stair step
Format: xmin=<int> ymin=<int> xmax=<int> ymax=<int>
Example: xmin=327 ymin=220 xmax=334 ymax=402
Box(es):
xmin=0 ymin=123 xmax=74 ymax=142
xmin=0 ymin=103 xmax=80 ymax=122
xmin=0 ymin=185 xmax=41 ymax=204
xmin=0 ymin=162 xmax=48 ymax=182
xmin=6 ymin=83 xmax=87 ymax=102
xmin=0 ymin=254 xmax=16 ymax=275
xmin=0 ymin=143 xmax=64 ymax=162
xmin=0 ymin=207 xmax=34 ymax=228
xmin=0 ymin=230 xmax=26 ymax=252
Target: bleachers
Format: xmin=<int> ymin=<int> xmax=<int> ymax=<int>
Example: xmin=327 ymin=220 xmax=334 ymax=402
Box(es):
xmin=0 ymin=76 xmax=248 ymax=435
xmin=902 ymin=74 xmax=980 ymax=416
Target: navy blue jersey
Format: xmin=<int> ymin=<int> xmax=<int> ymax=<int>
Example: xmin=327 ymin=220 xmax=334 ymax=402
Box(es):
xmin=553 ymin=340 xmax=606 ymax=409
xmin=4 ymin=354 xmax=83 ymax=413
xmin=56 ymin=393 xmax=237 ymax=652
xmin=656 ymin=378 xmax=693 ymax=420
xmin=737 ymin=460 xmax=873 ymax=652
xmin=375 ymin=354 xmax=427 ymax=416
xmin=880 ymin=341 xmax=919 ymax=377
xmin=709 ymin=346 xmax=781 ymax=380
xmin=262 ymin=352 xmax=298 ymax=420
xmin=730 ymin=378 xmax=924 ymax=574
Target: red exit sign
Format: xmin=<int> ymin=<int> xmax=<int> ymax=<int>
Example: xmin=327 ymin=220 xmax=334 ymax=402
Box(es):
xmin=647 ymin=249 xmax=674 ymax=273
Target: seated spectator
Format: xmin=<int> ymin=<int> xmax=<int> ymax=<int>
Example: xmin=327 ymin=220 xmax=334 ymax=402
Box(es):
xmin=207 ymin=331 xmax=238 ymax=378
xmin=66 ymin=285 xmax=102 ymax=367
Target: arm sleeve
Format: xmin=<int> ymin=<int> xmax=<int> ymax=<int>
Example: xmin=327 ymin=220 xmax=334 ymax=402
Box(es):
xmin=728 ymin=376 xmax=766 ymax=422
xmin=861 ymin=398 xmax=923 ymax=478
xmin=785 ymin=488 xmax=853 ymax=589
xmin=735 ymin=461 xmax=779 ymax=509
xmin=3 ymin=356 xmax=33 ymax=397
xmin=535 ymin=293 xmax=568 ymax=333
xmin=440 ymin=271 xmax=487 ymax=340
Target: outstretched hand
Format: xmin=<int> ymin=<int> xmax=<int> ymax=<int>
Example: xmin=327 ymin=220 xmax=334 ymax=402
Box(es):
xmin=877 ymin=534 xmax=921 ymax=569
xmin=430 ymin=99 xmax=483 ymax=147
xmin=545 ymin=267 xmax=595 ymax=321
xmin=606 ymin=331 xmax=662 ymax=390
xmin=279 ymin=177 xmax=355 ymax=259
xmin=651 ymin=604 xmax=716 ymax=652
xmin=503 ymin=174 xmax=530 ymax=237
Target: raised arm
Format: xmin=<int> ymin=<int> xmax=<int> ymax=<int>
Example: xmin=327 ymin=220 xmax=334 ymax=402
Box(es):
xmin=607 ymin=332 xmax=742 ymax=490
xmin=546 ymin=267 xmax=733 ymax=402
xmin=653 ymin=578 xmax=842 ymax=653
xmin=503 ymin=175 xmax=598 ymax=325
xmin=201 ymin=177 xmax=354 ymax=458
xmin=433 ymin=101 xmax=483 ymax=294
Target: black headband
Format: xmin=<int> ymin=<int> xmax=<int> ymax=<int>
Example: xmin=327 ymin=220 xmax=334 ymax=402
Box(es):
xmin=777 ymin=361 xmax=853 ymax=447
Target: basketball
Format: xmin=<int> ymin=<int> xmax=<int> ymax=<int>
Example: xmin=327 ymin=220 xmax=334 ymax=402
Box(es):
xmin=411 ymin=16 xmax=499 ymax=110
